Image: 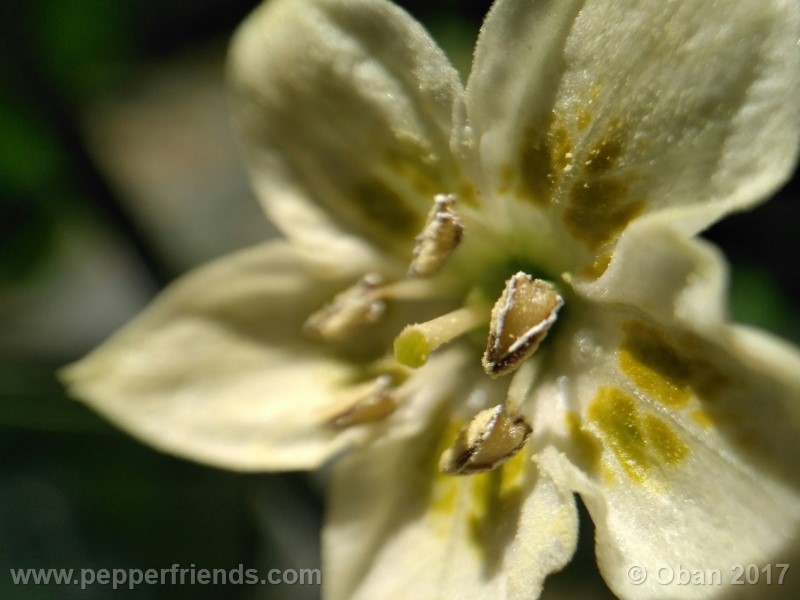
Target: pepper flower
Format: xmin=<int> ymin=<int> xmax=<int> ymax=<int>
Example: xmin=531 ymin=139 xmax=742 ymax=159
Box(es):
xmin=62 ymin=0 xmax=800 ymax=598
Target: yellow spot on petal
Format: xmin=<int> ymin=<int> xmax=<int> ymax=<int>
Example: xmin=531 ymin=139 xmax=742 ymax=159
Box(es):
xmin=564 ymin=177 xmax=645 ymax=250
xmin=517 ymin=113 xmax=573 ymax=205
xmin=584 ymin=134 xmax=624 ymax=174
xmin=588 ymin=388 xmax=648 ymax=482
xmin=577 ymin=109 xmax=593 ymax=132
xmin=498 ymin=445 xmax=528 ymax=496
xmin=352 ymin=178 xmax=423 ymax=241
xmin=470 ymin=452 xmax=527 ymax=516
xmin=620 ymin=321 xmax=728 ymax=405
xmin=387 ymin=156 xmax=438 ymax=197
xmin=427 ymin=420 xmax=463 ymax=534
xmin=457 ymin=180 xmax=480 ymax=208
xmin=427 ymin=419 xmax=528 ymax=563
xmin=430 ymin=469 xmax=459 ymax=517
xmin=565 ymin=411 xmax=602 ymax=474
xmin=468 ymin=450 xmax=527 ymax=561
xmin=590 ymin=84 xmax=603 ymax=103
xmin=619 ymin=344 xmax=691 ymax=408
xmin=643 ymin=415 xmax=689 ymax=464
xmin=692 ymin=409 xmax=714 ymax=429
xmin=563 ymin=124 xmax=645 ymax=249
xmin=550 ymin=125 xmax=573 ymax=174
xmin=498 ymin=163 xmax=514 ymax=195
xmin=579 ymin=252 xmax=612 ymax=279
xmin=587 ymin=387 xmax=689 ymax=484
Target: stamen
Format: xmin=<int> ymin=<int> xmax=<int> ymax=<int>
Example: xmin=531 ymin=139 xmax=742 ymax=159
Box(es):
xmin=373 ymin=277 xmax=452 ymax=301
xmin=303 ymin=273 xmax=385 ymax=341
xmin=321 ymin=375 xmax=398 ymax=429
xmin=505 ymin=358 xmax=538 ymax=416
xmin=482 ymin=272 xmax=563 ymax=378
xmin=408 ymin=193 xmax=464 ymax=278
xmin=394 ymin=304 xmax=488 ymax=368
xmin=439 ymin=404 xmax=532 ymax=475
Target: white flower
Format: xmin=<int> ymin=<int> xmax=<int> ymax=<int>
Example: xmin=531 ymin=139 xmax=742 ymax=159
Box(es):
xmin=62 ymin=0 xmax=800 ymax=598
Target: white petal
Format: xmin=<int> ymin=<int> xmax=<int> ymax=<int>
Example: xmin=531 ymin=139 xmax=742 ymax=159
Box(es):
xmin=573 ymin=217 xmax=728 ymax=334
xmin=324 ymin=393 xmax=578 ymax=600
xmin=464 ymin=0 xmax=800 ymax=272
xmin=229 ymin=0 xmax=468 ymax=273
xmin=61 ymin=242 xmax=414 ymax=471
xmin=535 ymin=304 xmax=800 ymax=600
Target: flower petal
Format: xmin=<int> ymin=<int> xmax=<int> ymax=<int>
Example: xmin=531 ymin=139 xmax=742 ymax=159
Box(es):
xmin=61 ymin=242 xmax=418 ymax=471
xmin=573 ymin=216 xmax=728 ymax=331
xmin=464 ymin=0 xmax=800 ymax=271
xmin=534 ymin=301 xmax=800 ymax=599
xmin=229 ymin=0 xmax=467 ymax=273
xmin=324 ymin=385 xmax=578 ymax=600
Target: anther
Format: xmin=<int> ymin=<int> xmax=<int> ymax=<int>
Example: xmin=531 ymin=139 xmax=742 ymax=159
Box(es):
xmin=303 ymin=273 xmax=385 ymax=341
xmin=322 ymin=375 xmax=398 ymax=429
xmin=394 ymin=304 xmax=488 ymax=368
xmin=482 ymin=272 xmax=563 ymax=378
xmin=439 ymin=405 xmax=532 ymax=475
xmin=408 ymin=193 xmax=464 ymax=278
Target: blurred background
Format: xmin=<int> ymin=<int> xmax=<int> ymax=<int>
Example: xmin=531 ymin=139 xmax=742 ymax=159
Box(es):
xmin=1 ymin=0 xmax=797 ymax=598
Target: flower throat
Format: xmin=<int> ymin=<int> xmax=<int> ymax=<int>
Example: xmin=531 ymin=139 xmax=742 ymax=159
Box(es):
xmin=302 ymin=193 xmax=564 ymax=475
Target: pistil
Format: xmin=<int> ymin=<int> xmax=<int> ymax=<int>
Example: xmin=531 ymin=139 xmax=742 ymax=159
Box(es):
xmin=394 ymin=304 xmax=489 ymax=368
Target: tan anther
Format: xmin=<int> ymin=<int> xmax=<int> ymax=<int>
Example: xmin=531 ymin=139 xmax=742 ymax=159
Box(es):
xmin=303 ymin=273 xmax=385 ymax=341
xmin=408 ymin=193 xmax=463 ymax=278
xmin=482 ymin=272 xmax=563 ymax=378
xmin=439 ymin=405 xmax=532 ymax=475
xmin=322 ymin=375 xmax=398 ymax=429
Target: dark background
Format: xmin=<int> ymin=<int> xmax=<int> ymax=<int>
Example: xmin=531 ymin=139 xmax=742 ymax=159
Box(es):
xmin=1 ymin=1 xmax=796 ymax=598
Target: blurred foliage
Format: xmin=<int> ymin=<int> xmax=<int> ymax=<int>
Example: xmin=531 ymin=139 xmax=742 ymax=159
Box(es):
xmin=0 ymin=366 xmax=254 ymax=600
xmin=728 ymin=264 xmax=799 ymax=340
xmin=0 ymin=364 xmax=324 ymax=599
xmin=0 ymin=98 xmax=62 ymax=285
xmin=0 ymin=2 xmax=317 ymax=598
